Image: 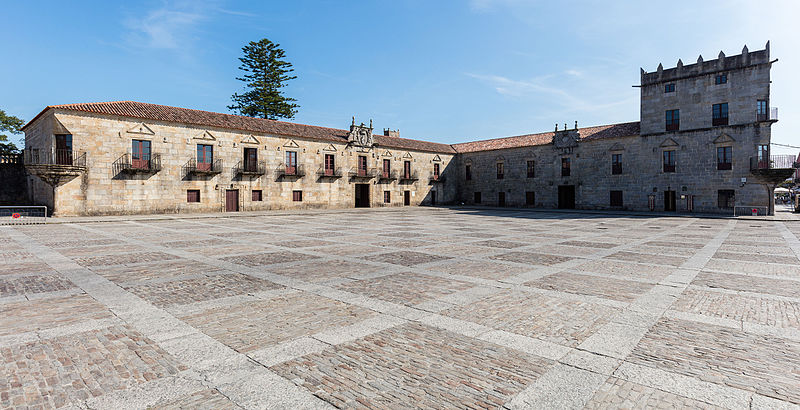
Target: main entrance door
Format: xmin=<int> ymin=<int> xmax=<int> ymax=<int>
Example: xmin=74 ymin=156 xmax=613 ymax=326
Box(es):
xmin=404 ymin=191 xmax=411 ymax=206
xmin=558 ymin=185 xmax=575 ymax=209
xmin=355 ymin=184 xmax=370 ymax=208
xmin=225 ymin=189 xmax=239 ymax=212
xmin=664 ymin=190 xmax=677 ymax=211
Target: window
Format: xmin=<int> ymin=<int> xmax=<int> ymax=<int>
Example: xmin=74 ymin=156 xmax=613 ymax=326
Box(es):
xmin=55 ymin=134 xmax=73 ymax=165
xmin=665 ymin=109 xmax=680 ymax=131
xmin=758 ymin=144 xmax=769 ymax=167
xmin=324 ymin=154 xmax=335 ymax=176
xmin=465 ymin=165 xmax=472 ymax=181
xmin=663 ymin=150 xmax=675 ymax=173
xmin=433 ymin=163 xmax=440 ymax=180
xmin=664 ymin=83 xmax=675 ymax=93
xmin=187 ymin=190 xmax=200 ymax=203
xmin=403 ymin=161 xmax=411 ymax=179
xmin=757 ymin=100 xmax=768 ymax=121
xmin=525 ymin=191 xmax=535 ymax=206
xmin=252 ymin=190 xmax=262 ymax=201
xmin=132 ymin=139 xmax=151 ymax=169
xmin=384 ymin=191 xmax=391 ymax=203
xmin=496 ymin=162 xmax=504 ymax=179
xmin=357 ymin=155 xmax=367 ymax=176
xmin=561 ymin=157 xmax=571 ymax=176
xmin=197 ymin=144 xmax=213 ymax=171
xmin=292 ymin=190 xmax=303 ymax=202
xmin=717 ymin=146 xmax=732 ymax=170
xmin=243 ymin=147 xmax=258 ymax=172
xmin=611 ymin=154 xmax=622 ymax=175
xmin=286 ymin=151 xmax=298 ymax=175
xmin=712 ymin=103 xmax=729 ymax=126
xmin=526 ymin=160 xmax=535 ymax=178
xmin=715 ymin=74 xmax=727 ymax=84
xmin=382 ymin=159 xmax=391 ymax=178
xmin=610 ymin=190 xmax=623 ymax=207
xmin=474 ymin=192 xmax=481 ymax=204
xmin=718 ymin=190 xmax=735 ymax=209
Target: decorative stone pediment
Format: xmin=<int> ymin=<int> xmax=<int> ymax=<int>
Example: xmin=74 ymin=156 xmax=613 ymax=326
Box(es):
xmin=432 ymin=155 xmax=442 ymax=162
xmin=495 ymin=155 xmax=505 ymax=162
xmin=241 ymin=134 xmax=259 ymax=145
xmin=127 ymin=122 xmax=155 ymax=135
xmin=609 ymin=142 xmax=625 ymax=152
xmin=194 ymin=130 xmax=216 ymax=141
xmin=402 ymin=152 xmax=413 ymax=159
xmin=660 ymin=137 xmax=679 ymax=147
xmin=713 ymin=133 xmax=735 ymax=144
xmin=347 ymin=117 xmax=374 ymax=148
xmin=283 ymin=139 xmax=300 ymax=148
xmin=323 ymin=144 xmax=337 ymax=152
xmin=381 ymin=150 xmax=392 ymax=157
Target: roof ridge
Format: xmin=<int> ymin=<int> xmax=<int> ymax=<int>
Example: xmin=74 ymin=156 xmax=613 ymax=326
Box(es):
xmin=452 ymin=121 xmax=641 ymax=146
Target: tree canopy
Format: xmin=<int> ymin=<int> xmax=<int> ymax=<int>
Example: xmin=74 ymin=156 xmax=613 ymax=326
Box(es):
xmin=228 ymin=38 xmax=299 ymax=120
xmin=0 ymin=109 xmax=24 ymax=155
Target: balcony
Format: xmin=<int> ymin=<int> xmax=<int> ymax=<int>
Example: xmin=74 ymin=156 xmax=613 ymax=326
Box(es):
xmin=277 ymin=163 xmax=305 ymax=178
xmin=429 ymin=174 xmax=445 ymax=183
xmin=611 ymin=164 xmax=622 ymax=175
xmin=398 ymin=171 xmax=419 ymax=182
xmin=750 ymin=155 xmax=798 ymax=184
xmin=113 ymin=153 xmax=162 ymax=175
xmin=377 ymin=170 xmax=398 ymax=182
xmin=663 ymin=164 xmax=675 ymax=173
xmin=234 ymin=160 xmax=266 ymax=176
xmin=24 ymin=149 xmax=87 ymax=186
xmin=756 ymin=107 xmax=778 ymax=122
xmin=665 ymin=122 xmax=679 ymax=132
xmin=184 ymin=158 xmax=223 ymax=176
xmin=349 ymin=167 xmax=377 ymax=180
xmin=717 ymin=162 xmax=732 ymax=171
xmin=712 ymin=117 xmax=729 ymax=126
xmin=316 ymin=167 xmax=344 ymax=178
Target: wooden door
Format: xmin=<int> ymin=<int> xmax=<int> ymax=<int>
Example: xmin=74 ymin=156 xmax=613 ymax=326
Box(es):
xmin=558 ymin=185 xmax=575 ymax=209
xmin=498 ymin=192 xmax=505 ymax=207
xmin=404 ymin=191 xmax=410 ymax=206
xmin=225 ymin=190 xmax=239 ymax=212
xmin=664 ymin=191 xmax=676 ymax=211
xmin=286 ymin=151 xmax=297 ymax=175
xmin=244 ymin=148 xmax=257 ymax=172
xmin=431 ymin=191 xmax=437 ymax=205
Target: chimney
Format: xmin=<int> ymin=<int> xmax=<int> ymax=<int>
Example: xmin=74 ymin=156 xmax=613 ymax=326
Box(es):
xmin=383 ymin=128 xmax=400 ymax=138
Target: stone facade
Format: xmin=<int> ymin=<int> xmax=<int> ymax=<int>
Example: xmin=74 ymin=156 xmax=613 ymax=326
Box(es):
xmin=21 ymin=43 xmax=781 ymax=216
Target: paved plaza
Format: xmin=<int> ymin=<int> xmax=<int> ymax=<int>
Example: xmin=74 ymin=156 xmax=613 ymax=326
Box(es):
xmin=1 ymin=208 xmax=800 ymax=409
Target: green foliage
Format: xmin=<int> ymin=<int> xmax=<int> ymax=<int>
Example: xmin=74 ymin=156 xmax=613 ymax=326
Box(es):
xmin=228 ymin=38 xmax=299 ymax=120
xmin=0 ymin=109 xmax=24 ymax=155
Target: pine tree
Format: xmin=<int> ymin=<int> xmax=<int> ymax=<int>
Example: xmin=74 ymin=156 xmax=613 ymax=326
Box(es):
xmin=0 ymin=108 xmax=24 ymax=155
xmin=228 ymin=38 xmax=299 ymax=120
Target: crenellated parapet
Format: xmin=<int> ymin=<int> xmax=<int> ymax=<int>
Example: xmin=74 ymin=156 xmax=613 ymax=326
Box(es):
xmin=640 ymin=42 xmax=771 ymax=86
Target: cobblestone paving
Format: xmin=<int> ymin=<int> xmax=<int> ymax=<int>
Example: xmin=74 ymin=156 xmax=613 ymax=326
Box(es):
xmin=2 ymin=208 xmax=799 ymax=408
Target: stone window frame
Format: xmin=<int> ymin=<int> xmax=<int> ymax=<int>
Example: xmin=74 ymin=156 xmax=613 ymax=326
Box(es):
xmin=665 ymin=109 xmax=680 ymax=131
xmin=187 ymin=189 xmax=200 ymax=203
xmin=526 ymin=160 xmax=535 ymax=178
xmin=252 ymin=190 xmax=262 ymax=202
xmin=292 ymin=190 xmax=303 ymax=202
xmin=496 ymin=162 xmax=504 ymax=179
xmin=716 ymin=145 xmax=733 ymax=170
xmin=383 ymin=191 xmax=391 ymax=203
xmin=714 ymin=73 xmax=728 ymax=85
xmin=663 ymin=150 xmax=676 ymax=173
xmin=561 ymin=157 xmax=571 ymax=177
xmin=664 ymin=83 xmax=676 ymax=93
xmin=712 ymin=102 xmax=729 ymax=126
xmin=611 ymin=153 xmax=623 ymax=175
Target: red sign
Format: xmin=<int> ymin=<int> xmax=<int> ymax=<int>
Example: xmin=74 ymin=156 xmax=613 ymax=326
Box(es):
xmin=11 ymin=213 xmax=21 ymax=219
xmin=752 ymin=208 xmax=758 ymax=216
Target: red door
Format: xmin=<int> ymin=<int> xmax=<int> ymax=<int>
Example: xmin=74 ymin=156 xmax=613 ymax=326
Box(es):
xmin=358 ymin=156 xmax=367 ymax=176
xmin=132 ymin=140 xmax=151 ymax=169
xmin=197 ymin=144 xmax=213 ymax=171
xmin=324 ymin=154 xmax=335 ymax=176
xmin=383 ymin=159 xmax=390 ymax=178
xmin=225 ymin=190 xmax=239 ymax=212
xmin=286 ymin=151 xmax=297 ymax=175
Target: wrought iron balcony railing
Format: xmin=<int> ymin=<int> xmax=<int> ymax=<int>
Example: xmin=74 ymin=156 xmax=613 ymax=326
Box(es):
xmin=398 ymin=171 xmax=419 ymax=182
xmin=113 ymin=153 xmax=162 ymax=174
xmin=24 ymin=149 xmax=87 ymax=168
xmin=277 ymin=163 xmax=305 ymax=177
xmin=378 ymin=170 xmax=398 ymax=181
xmin=349 ymin=167 xmax=377 ymax=179
xmin=611 ymin=164 xmax=623 ymax=175
xmin=756 ymin=107 xmax=778 ymax=122
xmin=316 ymin=167 xmax=344 ymax=178
xmin=234 ymin=160 xmax=266 ymax=175
xmin=184 ymin=158 xmax=223 ymax=175
xmin=750 ymin=155 xmax=799 ymax=171
xmin=429 ymin=174 xmax=445 ymax=183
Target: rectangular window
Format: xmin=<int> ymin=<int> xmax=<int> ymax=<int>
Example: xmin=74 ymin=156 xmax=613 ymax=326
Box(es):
xmin=433 ymin=163 xmax=440 ymax=180
xmin=286 ymin=151 xmax=298 ymax=174
xmin=665 ymin=109 xmax=680 ymax=131
xmin=292 ymin=190 xmax=303 ymax=202
xmin=474 ymin=192 xmax=481 ymax=204
xmin=526 ymin=160 xmax=535 ymax=178
xmin=664 ymin=83 xmax=675 ymax=93
xmin=758 ymin=144 xmax=769 ymax=164
xmin=55 ymin=134 xmax=73 ymax=165
xmin=187 ymin=189 xmax=200 ymax=203
xmin=384 ymin=191 xmax=391 ymax=203
xmin=525 ymin=191 xmax=535 ymax=205
xmin=757 ymin=100 xmax=768 ymax=121
xmin=132 ymin=139 xmax=152 ymax=169
xmin=610 ymin=190 xmax=623 ymax=207
xmin=197 ymin=144 xmax=213 ymax=171
xmin=382 ymin=158 xmax=391 ymax=178
xmin=496 ymin=162 xmax=504 ymax=179
xmin=712 ymin=103 xmax=729 ymax=126
xmin=252 ymin=190 xmax=262 ymax=201
xmin=561 ymin=157 xmax=571 ymax=177
xmin=465 ymin=165 xmax=472 ymax=181
xmin=715 ymin=74 xmax=727 ymax=84
xmin=324 ymin=154 xmax=335 ymax=175
xmin=357 ymin=155 xmax=368 ymax=176
xmin=718 ymin=190 xmax=735 ymax=209
xmin=717 ymin=146 xmax=732 ymax=170
xmin=663 ymin=150 xmax=676 ymax=173
xmin=403 ymin=161 xmax=411 ymax=179
xmin=611 ymin=153 xmax=622 ymax=175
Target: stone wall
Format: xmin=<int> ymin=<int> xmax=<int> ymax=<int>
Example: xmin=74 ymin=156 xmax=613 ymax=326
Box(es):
xmin=24 ymin=111 xmax=457 ymax=216
xmin=0 ymin=155 xmax=29 ymax=205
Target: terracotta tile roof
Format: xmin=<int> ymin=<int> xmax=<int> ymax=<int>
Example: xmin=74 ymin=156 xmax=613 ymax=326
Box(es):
xmin=451 ymin=122 xmax=641 ymax=153
xmin=24 ymin=101 xmax=456 ymax=153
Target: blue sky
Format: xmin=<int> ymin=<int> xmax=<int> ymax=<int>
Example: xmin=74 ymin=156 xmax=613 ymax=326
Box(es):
xmin=1 ymin=0 xmax=798 ymax=154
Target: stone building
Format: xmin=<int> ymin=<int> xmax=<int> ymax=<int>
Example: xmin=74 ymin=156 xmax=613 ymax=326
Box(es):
xmin=21 ymin=42 xmax=795 ymax=216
